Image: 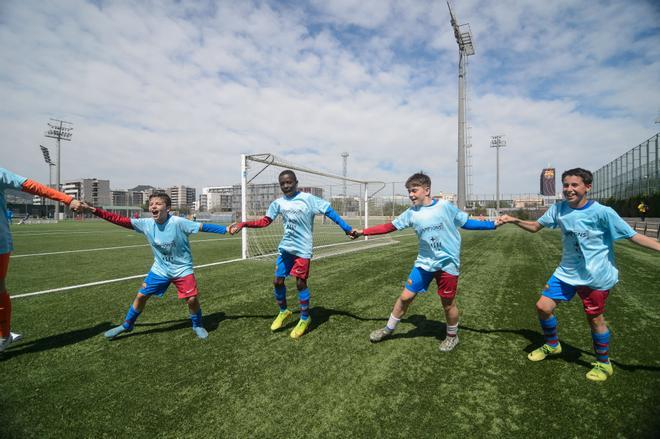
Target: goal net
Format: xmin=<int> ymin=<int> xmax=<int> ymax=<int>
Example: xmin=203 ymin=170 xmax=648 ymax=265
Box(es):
xmin=239 ymin=153 xmax=397 ymax=260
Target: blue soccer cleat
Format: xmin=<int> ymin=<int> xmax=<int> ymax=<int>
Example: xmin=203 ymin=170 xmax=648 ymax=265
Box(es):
xmin=104 ymin=325 xmax=129 ymax=340
xmin=192 ymin=326 xmax=208 ymax=340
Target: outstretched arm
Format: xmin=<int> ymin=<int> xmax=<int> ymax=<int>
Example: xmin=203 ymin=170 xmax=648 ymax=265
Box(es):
xmin=498 ymin=214 xmax=544 ymax=233
xmin=351 ymin=222 xmax=397 ymax=239
xmin=461 ymin=219 xmax=496 ymax=230
xmin=81 ymin=203 xmax=133 ymax=230
xmin=228 ymin=216 xmax=273 ymax=235
xmin=199 ymin=223 xmax=227 ymax=234
xmin=324 ymin=206 xmax=353 ymax=234
xmin=629 ymin=233 xmax=660 ymax=251
xmin=21 ymin=179 xmax=81 ymax=211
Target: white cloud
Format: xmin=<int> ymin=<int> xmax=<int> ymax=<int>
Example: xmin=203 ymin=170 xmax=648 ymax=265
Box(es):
xmin=1 ymin=0 xmax=658 ymax=200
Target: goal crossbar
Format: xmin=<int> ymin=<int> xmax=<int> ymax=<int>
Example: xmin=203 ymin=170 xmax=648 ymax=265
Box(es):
xmin=240 ymin=153 xmax=391 ymax=259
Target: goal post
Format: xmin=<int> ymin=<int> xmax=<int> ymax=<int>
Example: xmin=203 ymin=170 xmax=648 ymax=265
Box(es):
xmin=239 ymin=153 xmax=395 ymax=260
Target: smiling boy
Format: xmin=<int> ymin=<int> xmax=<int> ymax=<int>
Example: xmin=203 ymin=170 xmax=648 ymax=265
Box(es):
xmin=80 ymin=193 xmax=229 ymax=340
xmin=499 ymin=168 xmax=660 ymax=381
xmin=228 ymin=170 xmax=353 ymax=339
xmin=352 ymin=172 xmax=496 ymax=351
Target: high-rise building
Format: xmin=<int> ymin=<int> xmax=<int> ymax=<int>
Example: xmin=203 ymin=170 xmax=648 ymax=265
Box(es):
xmin=202 ymin=186 xmax=233 ymax=212
xmin=168 ymin=185 xmax=196 ymax=210
xmin=62 ymin=178 xmax=111 ymax=206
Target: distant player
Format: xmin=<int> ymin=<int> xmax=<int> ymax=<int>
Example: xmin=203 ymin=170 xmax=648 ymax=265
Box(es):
xmin=79 ymin=193 xmax=229 ymax=340
xmin=499 ymin=168 xmax=660 ymax=381
xmin=1 ymin=167 xmax=81 ymax=352
xmin=228 ymin=170 xmax=354 ymax=339
xmin=352 ymin=172 xmax=496 ymax=351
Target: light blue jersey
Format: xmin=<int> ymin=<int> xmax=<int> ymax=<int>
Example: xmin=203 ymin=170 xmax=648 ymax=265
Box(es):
xmin=0 ymin=168 xmax=28 ymax=254
xmin=538 ymin=200 xmax=636 ymax=290
xmin=392 ymin=199 xmax=469 ymax=275
xmin=130 ymin=215 xmax=201 ymax=278
xmin=266 ymin=191 xmax=331 ymax=259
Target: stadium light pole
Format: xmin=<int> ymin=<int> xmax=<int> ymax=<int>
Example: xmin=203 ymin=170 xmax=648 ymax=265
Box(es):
xmin=448 ymin=1 xmax=475 ymax=210
xmin=341 ymin=152 xmax=349 ymax=216
xmin=39 ymin=145 xmax=56 ymax=188
xmin=490 ymin=135 xmax=507 ymax=214
xmin=44 ymin=119 xmax=73 ymax=220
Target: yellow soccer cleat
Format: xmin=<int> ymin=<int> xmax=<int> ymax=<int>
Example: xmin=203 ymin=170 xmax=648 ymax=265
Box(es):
xmin=527 ymin=343 xmax=562 ymax=361
xmin=270 ymin=310 xmax=292 ymax=331
xmin=290 ymin=317 xmax=311 ymax=339
xmin=586 ymin=361 xmax=613 ymax=382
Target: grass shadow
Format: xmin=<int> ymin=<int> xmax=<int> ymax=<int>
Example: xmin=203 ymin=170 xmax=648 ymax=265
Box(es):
xmin=307 ymin=306 xmax=387 ymax=335
xmin=0 ymin=322 xmax=114 ymax=360
xmin=461 ymin=325 xmax=660 ymax=373
xmin=388 ymin=314 xmax=447 ymax=341
xmin=116 ymin=311 xmax=274 ymax=339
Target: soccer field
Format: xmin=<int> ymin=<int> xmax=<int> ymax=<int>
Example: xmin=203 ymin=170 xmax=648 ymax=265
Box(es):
xmin=2 ymin=221 xmax=659 ymax=438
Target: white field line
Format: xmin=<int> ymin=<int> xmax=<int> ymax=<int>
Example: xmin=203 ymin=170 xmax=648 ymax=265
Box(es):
xmin=11 ymin=257 xmax=245 ymax=299
xmin=12 ymin=234 xmax=415 ymax=300
xmin=10 ymin=230 xmax=134 ymax=237
xmin=11 ymin=236 xmax=239 ymax=258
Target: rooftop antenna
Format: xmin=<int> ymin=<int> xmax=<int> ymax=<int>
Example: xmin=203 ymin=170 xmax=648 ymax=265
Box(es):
xmin=448 ymin=1 xmax=475 ymax=209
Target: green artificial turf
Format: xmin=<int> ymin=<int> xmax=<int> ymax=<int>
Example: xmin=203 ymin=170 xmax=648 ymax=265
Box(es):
xmin=1 ymin=221 xmax=659 ymax=438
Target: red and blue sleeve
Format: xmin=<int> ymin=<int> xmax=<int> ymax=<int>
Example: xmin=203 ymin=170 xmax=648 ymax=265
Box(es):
xmin=200 ymin=223 xmax=227 ymax=234
xmin=239 ymin=216 xmax=272 ymax=228
xmin=93 ymin=208 xmax=134 ymax=230
xmin=362 ymin=222 xmax=397 ymax=236
xmin=461 ymin=219 xmax=496 ymax=230
xmin=324 ymin=207 xmax=352 ymax=233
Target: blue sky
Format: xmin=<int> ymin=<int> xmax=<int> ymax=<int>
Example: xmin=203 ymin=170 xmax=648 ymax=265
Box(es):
xmin=1 ymin=0 xmax=659 ymax=196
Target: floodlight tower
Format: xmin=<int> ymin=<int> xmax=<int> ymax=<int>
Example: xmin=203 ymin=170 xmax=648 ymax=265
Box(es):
xmin=490 ymin=135 xmax=507 ymax=213
xmin=448 ymin=1 xmax=475 ymax=210
xmin=44 ymin=119 xmax=73 ymax=220
xmin=341 ymin=152 xmax=349 ymax=216
xmin=39 ymin=145 xmax=56 ymax=188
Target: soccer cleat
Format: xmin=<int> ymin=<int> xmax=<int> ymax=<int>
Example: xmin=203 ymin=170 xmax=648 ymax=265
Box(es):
xmin=10 ymin=332 xmax=23 ymax=343
xmin=369 ymin=327 xmax=393 ymax=343
xmin=270 ymin=309 xmax=292 ymax=331
xmin=439 ymin=335 xmax=459 ymax=352
xmin=0 ymin=337 xmax=12 ymax=353
xmin=586 ymin=361 xmax=613 ymax=382
xmin=192 ymin=326 xmax=208 ymax=340
xmin=104 ymin=325 xmax=129 ymax=340
xmin=290 ymin=317 xmax=311 ymax=339
xmin=527 ymin=343 xmax=562 ymax=361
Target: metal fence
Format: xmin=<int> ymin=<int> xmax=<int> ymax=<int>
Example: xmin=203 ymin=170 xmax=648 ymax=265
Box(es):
xmin=592 ymin=133 xmax=659 ymax=200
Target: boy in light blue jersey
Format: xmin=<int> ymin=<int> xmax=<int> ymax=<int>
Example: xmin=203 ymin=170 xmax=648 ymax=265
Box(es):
xmin=229 ymin=170 xmax=354 ymax=339
xmin=352 ymin=172 xmax=496 ymax=351
xmin=499 ymin=168 xmax=660 ymax=381
xmin=80 ymin=193 xmax=230 ymax=341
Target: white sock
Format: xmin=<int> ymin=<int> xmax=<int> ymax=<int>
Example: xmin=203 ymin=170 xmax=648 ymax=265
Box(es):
xmin=386 ymin=314 xmax=401 ymax=331
xmin=447 ymin=323 xmax=459 ymax=337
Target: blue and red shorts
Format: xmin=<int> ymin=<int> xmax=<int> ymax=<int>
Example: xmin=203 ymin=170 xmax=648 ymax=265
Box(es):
xmin=405 ymin=266 xmax=458 ymax=299
xmin=542 ymin=275 xmax=609 ymax=316
xmin=138 ymin=271 xmax=199 ymax=299
xmin=275 ymin=251 xmax=310 ymax=280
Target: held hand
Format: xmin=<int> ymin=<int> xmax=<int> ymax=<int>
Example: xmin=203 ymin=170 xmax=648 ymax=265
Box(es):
xmin=69 ymin=199 xmax=82 ymax=212
xmin=78 ymin=201 xmax=96 ymax=214
xmin=349 ymin=230 xmax=362 ymax=240
xmin=228 ymin=223 xmax=242 ymax=235
xmin=496 ymin=215 xmax=514 ymax=226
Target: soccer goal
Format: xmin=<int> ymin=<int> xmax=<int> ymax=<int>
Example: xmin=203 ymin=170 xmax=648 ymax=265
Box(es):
xmin=239 ymin=153 xmax=396 ymax=260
